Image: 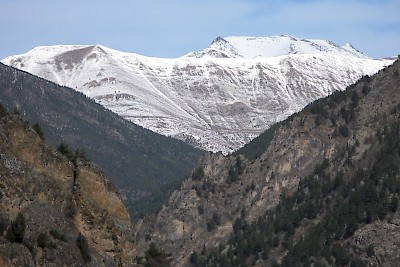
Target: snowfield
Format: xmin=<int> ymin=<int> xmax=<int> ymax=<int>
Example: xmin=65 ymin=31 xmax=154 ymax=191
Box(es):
xmin=2 ymin=35 xmax=394 ymax=153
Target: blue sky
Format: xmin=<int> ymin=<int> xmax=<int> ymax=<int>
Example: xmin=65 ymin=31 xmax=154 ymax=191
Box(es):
xmin=1 ymin=0 xmax=399 ymax=59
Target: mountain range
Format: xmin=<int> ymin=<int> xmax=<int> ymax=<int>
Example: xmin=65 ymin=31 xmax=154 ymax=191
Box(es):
xmin=2 ymin=35 xmax=394 ymax=153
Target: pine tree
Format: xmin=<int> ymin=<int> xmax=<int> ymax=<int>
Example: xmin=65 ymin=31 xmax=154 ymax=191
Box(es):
xmin=33 ymin=122 xmax=45 ymax=140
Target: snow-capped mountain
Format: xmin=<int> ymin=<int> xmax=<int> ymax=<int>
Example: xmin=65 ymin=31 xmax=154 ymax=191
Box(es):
xmin=2 ymin=35 xmax=393 ymax=153
xmin=185 ymin=35 xmax=368 ymax=59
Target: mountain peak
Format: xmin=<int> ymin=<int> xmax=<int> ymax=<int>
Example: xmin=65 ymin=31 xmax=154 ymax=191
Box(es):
xmin=185 ymin=35 xmax=369 ymax=59
xmin=341 ymin=42 xmax=367 ymax=57
xmin=211 ymin=36 xmax=228 ymax=45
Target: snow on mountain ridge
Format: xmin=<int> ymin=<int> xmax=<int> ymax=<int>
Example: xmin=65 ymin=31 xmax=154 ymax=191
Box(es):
xmin=185 ymin=35 xmax=368 ymax=59
xmin=2 ymin=39 xmax=393 ymax=153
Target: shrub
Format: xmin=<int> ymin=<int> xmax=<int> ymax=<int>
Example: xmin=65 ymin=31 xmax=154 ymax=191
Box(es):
xmin=207 ymin=221 xmax=216 ymax=232
xmin=145 ymin=242 xmax=171 ymax=267
xmin=50 ymin=229 xmax=67 ymax=242
xmin=235 ymin=157 xmax=245 ymax=175
xmin=77 ymin=233 xmax=91 ymax=263
xmin=64 ymin=201 xmax=76 ymax=219
xmin=6 ymin=212 xmax=25 ymax=243
xmin=362 ymin=83 xmax=370 ymax=95
xmin=340 ymin=107 xmax=350 ymax=123
xmin=339 ymin=125 xmax=349 ymax=137
xmin=351 ymin=91 xmax=359 ymax=109
xmin=197 ymin=205 xmax=204 ymax=215
xmin=192 ymin=167 xmax=205 ymax=181
xmin=57 ymin=144 xmax=88 ymax=166
xmin=73 ymin=148 xmax=87 ymax=162
xmin=190 ymin=251 xmax=198 ymax=264
xmin=390 ymin=196 xmax=399 ymax=212
xmin=0 ymin=215 xmax=7 ymax=236
xmin=227 ymin=166 xmax=238 ymax=183
xmin=0 ymin=103 xmax=8 ymax=118
xmin=207 ymin=212 xmax=221 ymax=232
xmin=57 ymin=143 xmax=71 ymax=157
xmin=366 ymin=244 xmax=375 ymax=257
xmin=32 ymin=122 xmax=45 ymax=140
xmin=211 ymin=212 xmax=221 ymax=225
xmin=37 ymin=232 xmax=47 ymax=248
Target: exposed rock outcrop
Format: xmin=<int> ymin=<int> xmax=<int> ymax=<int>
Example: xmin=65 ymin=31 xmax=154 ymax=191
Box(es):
xmin=0 ymin=114 xmax=136 ymax=266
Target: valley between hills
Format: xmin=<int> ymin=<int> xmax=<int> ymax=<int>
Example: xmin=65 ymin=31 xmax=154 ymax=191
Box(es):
xmin=0 ymin=36 xmax=399 ymax=266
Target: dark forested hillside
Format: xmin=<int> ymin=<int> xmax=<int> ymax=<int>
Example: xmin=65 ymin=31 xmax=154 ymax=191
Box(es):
xmin=0 ymin=63 xmax=203 ymax=221
xmin=135 ymin=58 xmax=400 ymax=267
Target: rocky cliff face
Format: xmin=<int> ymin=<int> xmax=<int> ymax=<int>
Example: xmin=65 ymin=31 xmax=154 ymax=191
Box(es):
xmin=135 ymin=59 xmax=400 ymax=266
xmin=0 ymin=113 xmax=136 ymax=266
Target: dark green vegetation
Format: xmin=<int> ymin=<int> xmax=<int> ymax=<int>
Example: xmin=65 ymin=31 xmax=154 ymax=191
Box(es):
xmin=0 ymin=63 xmax=203 ymax=221
xmin=32 ymin=122 xmax=45 ymax=140
xmin=140 ymin=242 xmax=172 ymax=267
xmin=5 ymin=212 xmax=25 ymax=243
xmin=57 ymin=143 xmax=88 ymax=167
xmin=50 ymin=229 xmax=68 ymax=242
xmin=191 ymin=60 xmax=400 ymax=266
xmin=131 ymin=178 xmax=186 ymax=219
xmin=76 ymin=233 xmax=91 ymax=263
xmin=37 ymin=233 xmax=48 ymax=248
xmin=233 ymin=122 xmax=281 ymax=161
